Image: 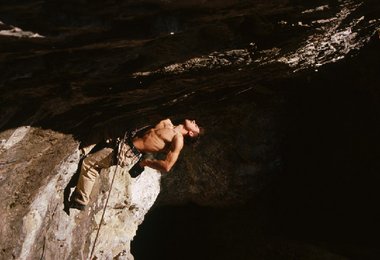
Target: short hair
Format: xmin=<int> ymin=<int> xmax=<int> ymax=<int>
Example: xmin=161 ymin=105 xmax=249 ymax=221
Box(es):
xmin=185 ymin=127 xmax=205 ymax=145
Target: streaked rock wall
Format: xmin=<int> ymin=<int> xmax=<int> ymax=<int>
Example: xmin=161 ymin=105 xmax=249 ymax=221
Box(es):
xmin=0 ymin=127 xmax=161 ymax=259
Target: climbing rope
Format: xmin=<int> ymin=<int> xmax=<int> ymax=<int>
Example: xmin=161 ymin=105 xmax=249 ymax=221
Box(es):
xmin=89 ymin=156 xmax=120 ymax=259
xmin=88 ymin=126 xmax=149 ymax=259
xmin=89 ymin=131 xmax=127 ymax=259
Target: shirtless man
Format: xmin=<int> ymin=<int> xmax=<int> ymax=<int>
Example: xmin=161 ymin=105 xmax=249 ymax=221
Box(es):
xmin=70 ymin=118 xmax=201 ymax=210
xmin=134 ymin=118 xmax=200 ymax=172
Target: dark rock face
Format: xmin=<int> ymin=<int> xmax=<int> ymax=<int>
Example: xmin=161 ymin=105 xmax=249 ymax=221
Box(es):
xmin=1 ymin=0 xmax=380 ymax=259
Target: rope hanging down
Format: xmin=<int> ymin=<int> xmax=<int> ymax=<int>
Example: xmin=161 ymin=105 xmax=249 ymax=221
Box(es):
xmin=89 ymin=161 xmax=119 ymax=259
xmin=88 ymin=126 xmax=149 ymax=259
xmin=89 ymin=131 xmax=128 ymax=259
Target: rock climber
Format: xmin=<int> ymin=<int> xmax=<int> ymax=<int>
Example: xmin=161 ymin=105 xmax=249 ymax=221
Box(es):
xmin=70 ymin=118 xmax=203 ymax=210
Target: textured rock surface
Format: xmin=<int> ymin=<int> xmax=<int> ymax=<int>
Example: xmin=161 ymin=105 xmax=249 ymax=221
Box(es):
xmin=1 ymin=0 xmax=380 ymax=259
xmin=0 ymin=127 xmax=79 ymax=258
xmin=0 ymin=127 xmax=161 ymax=259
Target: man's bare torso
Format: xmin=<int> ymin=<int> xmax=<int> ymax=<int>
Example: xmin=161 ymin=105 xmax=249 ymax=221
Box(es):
xmin=132 ymin=119 xmax=182 ymax=153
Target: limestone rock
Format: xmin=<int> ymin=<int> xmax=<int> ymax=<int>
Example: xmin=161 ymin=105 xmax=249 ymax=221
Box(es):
xmin=0 ymin=127 xmax=161 ymax=259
